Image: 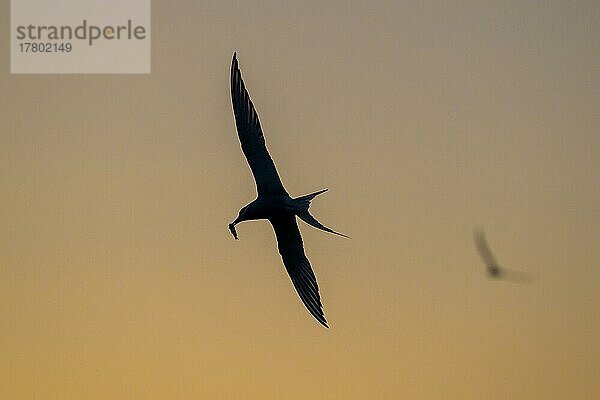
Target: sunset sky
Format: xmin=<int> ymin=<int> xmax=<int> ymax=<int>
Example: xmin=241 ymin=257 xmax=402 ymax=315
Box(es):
xmin=1 ymin=1 xmax=599 ymax=399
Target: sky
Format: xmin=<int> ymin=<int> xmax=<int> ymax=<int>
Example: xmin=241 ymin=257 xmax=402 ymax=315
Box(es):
xmin=1 ymin=1 xmax=599 ymax=399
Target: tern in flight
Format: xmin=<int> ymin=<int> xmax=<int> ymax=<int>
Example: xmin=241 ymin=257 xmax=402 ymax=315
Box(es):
xmin=228 ymin=53 xmax=347 ymax=328
xmin=474 ymin=228 xmax=532 ymax=284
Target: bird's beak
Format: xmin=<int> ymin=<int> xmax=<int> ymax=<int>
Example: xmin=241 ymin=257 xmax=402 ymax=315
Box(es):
xmin=228 ymin=218 xmax=240 ymax=240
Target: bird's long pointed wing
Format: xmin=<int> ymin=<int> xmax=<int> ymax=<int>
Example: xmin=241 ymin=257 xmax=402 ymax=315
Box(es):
xmin=270 ymin=216 xmax=328 ymax=328
xmin=474 ymin=228 xmax=499 ymax=267
xmin=231 ymin=53 xmax=288 ymax=196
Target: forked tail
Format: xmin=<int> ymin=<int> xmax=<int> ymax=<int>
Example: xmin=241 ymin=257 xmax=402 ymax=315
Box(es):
xmin=295 ymin=188 xmax=329 ymax=209
xmin=293 ymin=189 xmax=349 ymax=238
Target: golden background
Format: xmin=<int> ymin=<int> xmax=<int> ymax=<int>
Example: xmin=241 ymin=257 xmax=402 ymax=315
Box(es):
xmin=1 ymin=1 xmax=599 ymax=398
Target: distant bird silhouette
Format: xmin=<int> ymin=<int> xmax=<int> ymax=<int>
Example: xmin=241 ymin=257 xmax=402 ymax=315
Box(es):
xmin=473 ymin=228 xmax=532 ymax=284
xmin=228 ymin=53 xmax=347 ymax=328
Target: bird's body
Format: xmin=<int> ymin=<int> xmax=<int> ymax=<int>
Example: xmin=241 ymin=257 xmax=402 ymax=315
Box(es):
xmin=242 ymin=195 xmax=294 ymax=220
xmin=487 ymin=264 xmax=501 ymax=279
xmin=228 ymin=53 xmax=347 ymax=327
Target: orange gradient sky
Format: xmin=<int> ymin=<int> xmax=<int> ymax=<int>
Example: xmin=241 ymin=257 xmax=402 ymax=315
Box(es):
xmin=1 ymin=1 xmax=599 ymax=399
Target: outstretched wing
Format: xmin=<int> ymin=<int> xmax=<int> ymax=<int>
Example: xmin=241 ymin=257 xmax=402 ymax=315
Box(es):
xmin=269 ymin=216 xmax=328 ymax=327
xmin=230 ymin=53 xmax=288 ymax=196
xmin=474 ymin=228 xmax=499 ymax=267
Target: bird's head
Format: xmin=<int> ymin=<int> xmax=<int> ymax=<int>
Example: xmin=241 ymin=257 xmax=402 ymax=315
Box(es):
xmin=228 ymin=205 xmax=250 ymax=240
xmin=235 ymin=205 xmax=250 ymax=221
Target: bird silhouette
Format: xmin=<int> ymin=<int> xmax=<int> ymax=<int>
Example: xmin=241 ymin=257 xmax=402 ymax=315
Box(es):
xmin=228 ymin=53 xmax=347 ymax=328
xmin=473 ymin=228 xmax=533 ymax=284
